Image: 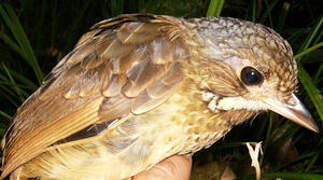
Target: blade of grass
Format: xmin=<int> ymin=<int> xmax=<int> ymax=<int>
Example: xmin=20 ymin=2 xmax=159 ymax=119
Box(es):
xmin=4 ymin=68 xmax=38 ymax=90
xmin=206 ymin=0 xmax=224 ymax=17
xmin=215 ymin=0 xmax=224 ymax=17
xmin=138 ymin=0 xmax=145 ymax=12
xmin=305 ymin=153 xmax=320 ymax=172
xmin=0 ymin=66 xmax=37 ymax=90
xmin=36 ymin=1 xmax=47 ymax=50
xmin=273 ymin=152 xmax=316 ymax=171
xmin=298 ymin=66 xmax=323 ymax=121
xmin=0 ymin=58 xmax=38 ymax=92
xmin=64 ymin=0 xmax=92 ymax=50
xmin=277 ymin=2 xmax=290 ymax=33
xmin=0 ymin=86 xmax=19 ymax=107
xmin=261 ymin=172 xmax=323 ymax=180
xmin=297 ymin=16 xmax=323 ymax=54
xmin=295 ymin=42 xmax=323 ymax=59
xmin=0 ymin=81 xmax=32 ymax=94
xmin=110 ymin=0 xmax=124 ymax=17
xmin=50 ymin=0 xmax=58 ymax=48
xmin=0 ymin=32 xmax=27 ymax=60
xmin=0 ymin=122 xmax=8 ymax=136
xmin=271 ymin=122 xmax=299 ymax=151
xmin=259 ymin=112 xmax=274 ymax=165
xmin=100 ymin=0 xmax=109 ymax=18
xmin=0 ymin=110 xmax=12 ymax=120
xmin=251 ymin=0 xmax=256 ymax=22
xmin=0 ymin=4 xmax=43 ymax=84
xmin=215 ymin=142 xmax=249 ymax=150
xmin=313 ymin=62 xmax=323 ymax=83
xmin=260 ymin=0 xmax=279 ymax=27
xmin=313 ymin=29 xmax=323 ymax=45
xmin=206 ymin=0 xmax=218 ymax=17
xmin=1 ymin=63 xmax=25 ymax=102
xmin=287 ymin=28 xmax=307 ymax=45
xmin=295 ymin=16 xmax=323 ymax=121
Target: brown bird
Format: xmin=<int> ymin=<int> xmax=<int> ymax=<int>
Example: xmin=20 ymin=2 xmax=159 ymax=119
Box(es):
xmin=0 ymin=14 xmax=318 ymax=180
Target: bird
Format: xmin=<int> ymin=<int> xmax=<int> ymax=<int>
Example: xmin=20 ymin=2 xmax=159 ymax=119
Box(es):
xmin=0 ymin=14 xmax=319 ymax=180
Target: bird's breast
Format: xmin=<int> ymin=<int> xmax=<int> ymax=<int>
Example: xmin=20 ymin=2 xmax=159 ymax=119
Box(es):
xmin=20 ymin=88 xmax=232 ymax=179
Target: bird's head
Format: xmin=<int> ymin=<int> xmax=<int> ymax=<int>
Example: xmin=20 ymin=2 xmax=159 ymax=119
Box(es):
xmin=188 ymin=17 xmax=318 ymax=132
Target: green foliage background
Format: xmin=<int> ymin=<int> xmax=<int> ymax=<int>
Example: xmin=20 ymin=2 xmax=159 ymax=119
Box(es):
xmin=0 ymin=0 xmax=322 ymax=179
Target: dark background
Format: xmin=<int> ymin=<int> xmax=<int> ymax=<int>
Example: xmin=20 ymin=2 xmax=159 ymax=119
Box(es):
xmin=0 ymin=0 xmax=322 ymax=179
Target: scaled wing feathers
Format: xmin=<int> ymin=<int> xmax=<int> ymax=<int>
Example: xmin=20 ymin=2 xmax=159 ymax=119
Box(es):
xmin=0 ymin=14 xmax=189 ymax=178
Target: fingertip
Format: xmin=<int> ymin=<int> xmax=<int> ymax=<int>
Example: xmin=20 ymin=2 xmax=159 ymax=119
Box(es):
xmin=133 ymin=155 xmax=192 ymax=180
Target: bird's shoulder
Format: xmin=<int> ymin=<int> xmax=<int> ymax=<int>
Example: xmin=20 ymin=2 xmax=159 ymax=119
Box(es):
xmin=0 ymin=14 xmax=193 ymax=178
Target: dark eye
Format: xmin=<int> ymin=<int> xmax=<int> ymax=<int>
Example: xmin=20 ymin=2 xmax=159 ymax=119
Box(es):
xmin=240 ymin=66 xmax=264 ymax=86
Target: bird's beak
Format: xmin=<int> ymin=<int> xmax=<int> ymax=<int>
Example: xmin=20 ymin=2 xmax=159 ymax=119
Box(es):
xmin=262 ymin=93 xmax=319 ymax=133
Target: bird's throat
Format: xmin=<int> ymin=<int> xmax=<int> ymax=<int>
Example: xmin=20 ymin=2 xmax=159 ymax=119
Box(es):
xmin=201 ymin=90 xmax=267 ymax=113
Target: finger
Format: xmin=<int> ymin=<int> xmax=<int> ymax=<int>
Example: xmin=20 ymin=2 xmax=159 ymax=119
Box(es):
xmin=133 ymin=155 xmax=192 ymax=180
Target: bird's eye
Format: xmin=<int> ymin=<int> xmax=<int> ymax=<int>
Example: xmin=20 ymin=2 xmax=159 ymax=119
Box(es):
xmin=240 ymin=66 xmax=264 ymax=86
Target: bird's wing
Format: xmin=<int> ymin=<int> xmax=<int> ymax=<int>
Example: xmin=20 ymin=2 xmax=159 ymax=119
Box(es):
xmin=0 ymin=14 xmax=191 ymax=178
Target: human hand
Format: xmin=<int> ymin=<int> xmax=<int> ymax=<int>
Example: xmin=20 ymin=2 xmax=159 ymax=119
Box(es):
xmin=133 ymin=155 xmax=192 ymax=180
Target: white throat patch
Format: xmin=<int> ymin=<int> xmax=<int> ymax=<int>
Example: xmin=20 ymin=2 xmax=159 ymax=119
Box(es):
xmin=201 ymin=90 xmax=268 ymax=112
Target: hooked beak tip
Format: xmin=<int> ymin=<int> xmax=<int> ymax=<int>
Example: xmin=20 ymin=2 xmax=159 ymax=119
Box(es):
xmin=287 ymin=107 xmax=319 ymax=133
xmin=263 ymin=94 xmax=319 ymax=133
